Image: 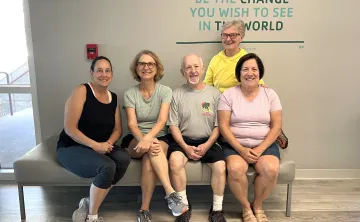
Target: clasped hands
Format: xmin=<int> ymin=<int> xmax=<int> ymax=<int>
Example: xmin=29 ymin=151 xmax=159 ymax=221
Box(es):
xmin=134 ymin=137 xmax=162 ymax=156
xmin=240 ymin=146 xmax=263 ymax=164
xmin=93 ymin=141 xmax=113 ymax=154
xmin=184 ymin=143 xmax=209 ymax=161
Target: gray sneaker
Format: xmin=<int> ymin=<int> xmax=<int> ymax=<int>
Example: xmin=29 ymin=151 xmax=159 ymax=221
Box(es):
xmin=138 ymin=209 xmax=152 ymax=222
xmin=72 ymin=197 xmax=89 ymax=222
xmin=166 ymin=192 xmax=188 ymax=217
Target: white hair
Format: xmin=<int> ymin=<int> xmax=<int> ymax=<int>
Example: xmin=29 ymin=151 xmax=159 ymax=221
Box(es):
xmin=180 ymin=53 xmax=204 ymax=70
xmin=221 ymin=20 xmax=246 ymax=38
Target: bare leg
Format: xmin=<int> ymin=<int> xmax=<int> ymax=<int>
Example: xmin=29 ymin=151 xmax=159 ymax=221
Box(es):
xmin=253 ymin=155 xmax=280 ymax=210
xmin=89 ymin=184 xmax=110 ymax=215
xmin=127 ymin=139 xmax=156 ymax=210
xmin=140 ymin=154 xmax=157 ymax=210
xmin=226 ymin=155 xmax=251 ymax=211
xmin=207 ymin=161 xmax=226 ymax=196
xmin=147 ymin=141 xmax=175 ymax=196
xmin=128 ymin=139 xmax=187 ymax=216
xmin=169 ymin=151 xmax=188 ymax=192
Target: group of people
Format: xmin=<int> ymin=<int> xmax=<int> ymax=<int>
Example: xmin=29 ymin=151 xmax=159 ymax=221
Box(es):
xmin=56 ymin=20 xmax=283 ymax=222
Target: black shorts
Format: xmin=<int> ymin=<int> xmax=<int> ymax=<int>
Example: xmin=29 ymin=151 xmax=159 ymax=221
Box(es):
xmin=167 ymin=136 xmax=225 ymax=163
xmin=120 ymin=134 xmax=172 ymax=148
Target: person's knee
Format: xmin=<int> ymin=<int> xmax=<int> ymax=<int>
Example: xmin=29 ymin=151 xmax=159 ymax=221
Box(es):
xmin=94 ymin=160 xmax=116 ymax=189
xmin=169 ymin=153 xmax=185 ymax=173
xmin=212 ymin=161 xmax=226 ymax=176
xmin=261 ymin=162 xmax=279 ymax=180
xmin=112 ymin=150 xmax=132 ymax=182
xmin=117 ymin=150 xmax=131 ymax=168
xmin=227 ymin=161 xmax=248 ymax=180
xmin=142 ymin=154 xmax=154 ymax=174
xmin=102 ymin=160 xmax=116 ymax=178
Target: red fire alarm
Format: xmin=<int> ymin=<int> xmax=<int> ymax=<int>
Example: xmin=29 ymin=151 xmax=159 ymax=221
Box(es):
xmin=86 ymin=44 xmax=98 ymax=60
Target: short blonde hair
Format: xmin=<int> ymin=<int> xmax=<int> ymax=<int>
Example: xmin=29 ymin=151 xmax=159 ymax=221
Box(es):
xmin=221 ymin=20 xmax=246 ymax=38
xmin=130 ymin=50 xmax=164 ymax=82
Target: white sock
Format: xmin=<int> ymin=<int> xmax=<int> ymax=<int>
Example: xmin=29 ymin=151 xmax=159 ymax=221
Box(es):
xmin=177 ymin=190 xmax=189 ymax=205
xmin=213 ymin=194 xmax=223 ymax=211
xmin=87 ymin=214 xmax=98 ymax=220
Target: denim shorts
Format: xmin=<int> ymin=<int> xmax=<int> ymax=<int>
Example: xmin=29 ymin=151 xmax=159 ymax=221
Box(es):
xmin=220 ymin=142 xmax=280 ymax=160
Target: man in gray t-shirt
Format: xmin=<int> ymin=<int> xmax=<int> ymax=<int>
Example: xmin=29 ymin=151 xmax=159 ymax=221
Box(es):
xmin=167 ymin=53 xmax=227 ymax=221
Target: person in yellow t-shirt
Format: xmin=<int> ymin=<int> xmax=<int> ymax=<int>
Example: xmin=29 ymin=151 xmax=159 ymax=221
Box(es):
xmin=204 ymin=20 xmax=264 ymax=93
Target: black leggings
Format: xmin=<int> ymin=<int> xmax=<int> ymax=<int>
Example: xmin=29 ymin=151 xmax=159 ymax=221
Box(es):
xmin=57 ymin=144 xmax=131 ymax=189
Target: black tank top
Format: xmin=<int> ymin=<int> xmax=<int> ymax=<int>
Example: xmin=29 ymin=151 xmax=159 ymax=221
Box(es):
xmin=58 ymin=83 xmax=117 ymax=147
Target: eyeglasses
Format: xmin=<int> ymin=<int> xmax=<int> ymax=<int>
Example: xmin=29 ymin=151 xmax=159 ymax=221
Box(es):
xmin=220 ymin=33 xmax=241 ymax=39
xmin=137 ymin=62 xmax=156 ymax=69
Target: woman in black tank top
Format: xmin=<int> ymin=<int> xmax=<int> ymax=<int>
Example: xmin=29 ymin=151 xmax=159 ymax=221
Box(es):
xmin=56 ymin=56 xmax=130 ymax=222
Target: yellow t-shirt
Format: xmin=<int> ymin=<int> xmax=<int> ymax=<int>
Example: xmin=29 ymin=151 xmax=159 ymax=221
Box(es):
xmin=204 ymin=49 xmax=264 ymax=93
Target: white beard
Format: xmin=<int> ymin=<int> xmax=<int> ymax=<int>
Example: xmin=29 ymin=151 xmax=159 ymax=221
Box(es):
xmin=189 ymin=76 xmax=199 ymax=85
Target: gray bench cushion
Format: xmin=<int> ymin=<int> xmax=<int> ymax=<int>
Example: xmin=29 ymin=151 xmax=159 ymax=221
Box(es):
xmin=14 ymin=136 xmax=295 ymax=186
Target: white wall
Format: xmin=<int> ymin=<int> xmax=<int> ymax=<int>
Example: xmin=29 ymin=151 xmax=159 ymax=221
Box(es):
xmin=27 ymin=0 xmax=360 ymax=169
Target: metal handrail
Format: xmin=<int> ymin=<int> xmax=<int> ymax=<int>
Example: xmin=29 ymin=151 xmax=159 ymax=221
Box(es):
xmin=9 ymin=70 xmax=29 ymax=84
xmin=0 ymin=72 xmax=14 ymax=115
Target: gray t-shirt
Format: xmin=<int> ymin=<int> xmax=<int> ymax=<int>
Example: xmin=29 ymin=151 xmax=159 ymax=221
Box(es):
xmin=124 ymin=83 xmax=172 ymax=137
xmin=167 ymin=84 xmax=221 ymax=139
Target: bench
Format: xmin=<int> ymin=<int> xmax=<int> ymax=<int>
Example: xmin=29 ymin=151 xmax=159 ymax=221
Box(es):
xmin=13 ymin=136 xmax=295 ymax=219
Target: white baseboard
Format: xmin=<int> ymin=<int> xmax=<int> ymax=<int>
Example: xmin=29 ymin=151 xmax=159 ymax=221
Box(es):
xmin=295 ymin=169 xmax=360 ymax=179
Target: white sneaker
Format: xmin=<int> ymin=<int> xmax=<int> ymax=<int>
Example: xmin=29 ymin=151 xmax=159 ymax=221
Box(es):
xmin=72 ymin=197 xmax=89 ymax=222
xmin=86 ymin=217 xmax=103 ymax=222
